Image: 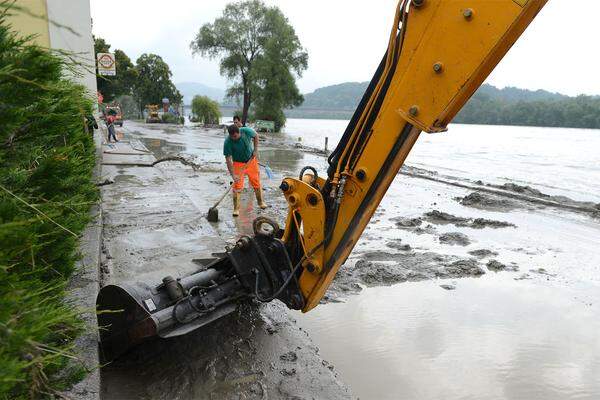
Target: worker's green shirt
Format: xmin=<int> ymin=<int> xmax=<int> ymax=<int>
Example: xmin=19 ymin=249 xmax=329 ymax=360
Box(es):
xmin=223 ymin=127 xmax=256 ymax=162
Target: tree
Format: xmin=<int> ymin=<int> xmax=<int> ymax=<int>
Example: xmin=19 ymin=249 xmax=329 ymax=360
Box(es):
xmin=190 ymin=0 xmax=307 ymax=126
xmin=133 ymin=53 xmax=182 ymax=114
xmin=191 ymin=95 xmax=221 ymax=124
xmin=252 ymin=7 xmax=306 ymax=131
xmin=93 ymin=37 xmax=137 ymax=101
xmin=114 ymin=49 xmax=137 ymax=97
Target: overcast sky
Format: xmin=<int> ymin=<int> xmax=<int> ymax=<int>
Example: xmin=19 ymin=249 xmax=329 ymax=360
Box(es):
xmin=90 ymin=0 xmax=598 ymax=96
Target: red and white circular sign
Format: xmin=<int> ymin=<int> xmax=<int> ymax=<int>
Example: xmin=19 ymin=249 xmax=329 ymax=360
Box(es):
xmin=97 ymin=53 xmax=116 ymax=76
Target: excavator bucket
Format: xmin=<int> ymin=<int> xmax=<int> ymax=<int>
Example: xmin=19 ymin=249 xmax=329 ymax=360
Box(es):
xmin=96 ymin=257 xmax=242 ymax=361
xmin=96 ymin=231 xmax=304 ymax=361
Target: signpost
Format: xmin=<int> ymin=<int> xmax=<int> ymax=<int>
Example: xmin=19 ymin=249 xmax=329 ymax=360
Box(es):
xmin=97 ymin=52 xmax=116 ymax=76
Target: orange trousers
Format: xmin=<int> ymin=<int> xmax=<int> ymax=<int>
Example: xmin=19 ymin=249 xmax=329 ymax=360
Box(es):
xmin=233 ymin=157 xmax=261 ymax=192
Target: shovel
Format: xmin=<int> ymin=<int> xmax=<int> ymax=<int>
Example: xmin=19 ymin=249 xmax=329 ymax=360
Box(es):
xmin=207 ymin=182 xmax=233 ymax=222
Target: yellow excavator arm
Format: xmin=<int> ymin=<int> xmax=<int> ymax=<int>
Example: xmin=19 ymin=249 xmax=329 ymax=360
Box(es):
xmin=96 ymin=0 xmax=548 ymax=360
xmin=280 ymin=0 xmax=549 ymax=311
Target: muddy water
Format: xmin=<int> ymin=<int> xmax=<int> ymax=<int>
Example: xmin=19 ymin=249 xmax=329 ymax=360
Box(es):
xmin=282 ymin=119 xmax=600 ymax=203
xmin=296 ymin=276 xmax=600 ymax=400
xmin=277 ymin=119 xmax=600 ymax=399
xmin=102 ymin=120 xmax=600 ymax=399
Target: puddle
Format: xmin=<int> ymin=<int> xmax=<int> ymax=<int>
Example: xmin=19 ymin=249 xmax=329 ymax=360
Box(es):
xmin=295 ymin=276 xmax=600 ymax=400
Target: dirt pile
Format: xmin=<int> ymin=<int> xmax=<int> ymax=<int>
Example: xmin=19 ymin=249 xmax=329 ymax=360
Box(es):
xmin=439 ymin=232 xmax=471 ymax=246
xmin=325 ymin=251 xmax=498 ymax=301
xmin=386 ymin=240 xmax=411 ymax=251
xmin=495 ymin=183 xmax=545 ymax=197
xmin=456 ymin=192 xmax=518 ymax=210
xmin=486 ymin=260 xmax=519 ymax=272
xmin=424 ymin=210 xmax=516 ymax=229
xmin=468 ymin=249 xmax=499 ymax=259
xmin=391 ymin=216 xmax=424 ymax=228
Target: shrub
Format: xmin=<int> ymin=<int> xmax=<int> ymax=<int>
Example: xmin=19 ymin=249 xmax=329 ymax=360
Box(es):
xmin=161 ymin=112 xmax=181 ymax=124
xmin=191 ymin=95 xmax=221 ymax=125
xmin=0 ymin=9 xmax=97 ymax=398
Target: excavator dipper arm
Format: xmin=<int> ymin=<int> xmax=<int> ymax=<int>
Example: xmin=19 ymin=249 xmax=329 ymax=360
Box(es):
xmin=97 ymin=0 xmax=548 ymax=360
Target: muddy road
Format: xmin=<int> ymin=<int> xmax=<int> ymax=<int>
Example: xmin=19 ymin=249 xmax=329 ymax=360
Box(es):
xmin=99 ymin=121 xmax=600 ymax=399
xmin=99 ymin=123 xmax=350 ymax=399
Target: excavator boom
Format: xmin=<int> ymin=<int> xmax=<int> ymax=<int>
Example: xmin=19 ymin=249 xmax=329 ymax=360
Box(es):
xmin=97 ymin=0 xmax=548 ymax=360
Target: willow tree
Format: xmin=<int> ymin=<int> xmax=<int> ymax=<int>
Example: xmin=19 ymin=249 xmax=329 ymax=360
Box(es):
xmin=191 ymin=95 xmax=221 ymax=124
xmin=190 ymin=0 xmax=307 ymax=126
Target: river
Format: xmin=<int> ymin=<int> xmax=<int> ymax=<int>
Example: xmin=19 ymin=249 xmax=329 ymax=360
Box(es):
xmin=272 ymin=118 xmax=600 ymax=399
xmin=281 ymin=119 xmax=600 ymax=203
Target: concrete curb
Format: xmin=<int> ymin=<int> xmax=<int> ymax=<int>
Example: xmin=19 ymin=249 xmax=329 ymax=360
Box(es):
xmin=62 ymin=130 xmax=103 ymax=400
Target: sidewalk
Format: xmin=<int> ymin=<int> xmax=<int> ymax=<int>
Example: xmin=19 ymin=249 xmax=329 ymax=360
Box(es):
xmin=61 ymin=130 xmax=103 ymax=400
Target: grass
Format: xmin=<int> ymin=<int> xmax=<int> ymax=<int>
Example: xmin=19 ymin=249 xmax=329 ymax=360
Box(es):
xmin=0 ymin=5 xmax=98 ymax=398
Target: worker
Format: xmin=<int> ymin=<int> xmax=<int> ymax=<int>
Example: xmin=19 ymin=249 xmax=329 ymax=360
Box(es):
xmin=106 ymin=111 xmax=118 ymax=143
xmin=224 ymin=116 xmax=267 ymax=216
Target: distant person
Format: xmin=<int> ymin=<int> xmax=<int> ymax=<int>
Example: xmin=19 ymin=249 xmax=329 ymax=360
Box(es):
xmin=224 ymin=117 xmax=267 ymax=216
xmin=233 ymin=115 xmax=244 ymax=127
xmin=106 ymin=110 xmax=118 ymax=143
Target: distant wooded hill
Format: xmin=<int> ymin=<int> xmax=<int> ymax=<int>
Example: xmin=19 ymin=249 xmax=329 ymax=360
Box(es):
xmin=178 ymin=80 xmax=600 ymax=129
xmin=177 ymin=82 xmax=227 ymax=105
xmin=293 ymin=82 xmax=600 ymax=129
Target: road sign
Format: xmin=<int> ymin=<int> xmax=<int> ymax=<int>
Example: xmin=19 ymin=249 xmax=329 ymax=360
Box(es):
xmin=97 ymin=52 xmax=116 ymax=76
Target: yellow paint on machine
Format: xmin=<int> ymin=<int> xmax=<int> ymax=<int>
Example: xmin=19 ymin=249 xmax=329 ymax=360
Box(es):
xmin=513 ymin=0 xmax=530 ymax=7
xmin=280 ymin=0 xmax=550 ymax=312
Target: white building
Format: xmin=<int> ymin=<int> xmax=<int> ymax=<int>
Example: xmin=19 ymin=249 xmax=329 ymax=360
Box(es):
xmin=8 ymin=0 xmax=97 ymax=98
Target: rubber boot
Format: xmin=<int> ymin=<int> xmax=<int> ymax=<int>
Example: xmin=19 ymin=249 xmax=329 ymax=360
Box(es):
xmin=254 ymin=188 xmax=267 ymax=209
xmin=232 ymin=192 xmax=241 ymax=217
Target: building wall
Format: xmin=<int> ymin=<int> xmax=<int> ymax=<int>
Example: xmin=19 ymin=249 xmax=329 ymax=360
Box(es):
xmin=46 ymin=0 xmax=97 ymax=98
xmin=5 ymin=0 xmax=50 ymax=46
xmin=6 ymin=0 xmax=97 ymax=98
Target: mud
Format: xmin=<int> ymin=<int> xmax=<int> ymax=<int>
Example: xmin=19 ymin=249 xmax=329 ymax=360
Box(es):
xmin=486 ymin=259 xmax=519 ymax=272
xmin=99 ymin=122 xmax=351 ymax=399
xmin=438 ymin=232 xmax=471 ymax=246
xmin=399 ymin=162 xmax=599 ymax=217
xmin=390 ymin=216 xmax=437 ymax=235
xmin=102 ymin=302 xmax=350 ymax=400
xmin=456 ymin=191 xmax=519 ymax=210
xmin=323 ymin=250 xmax=492 ymax=301
xmin=492 ymin=182 xmax=600 ymax=212
xmin=424 ymin=210 xmax=516 ymax=229
xmin=99 ymin=120 xmax=599 ymax=399
xmin=530 ymin=267 xmax=557 ymax=277
xmin=385 ymin=239 xmax=411 ymax=251
xmin=468 ymin=249 xmax=499 ymax=259
xmin=439 ymin=284 xmax=456 ymax=290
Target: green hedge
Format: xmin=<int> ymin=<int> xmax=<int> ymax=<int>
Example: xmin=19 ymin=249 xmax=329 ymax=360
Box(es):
xmin=0 ymin=11 xmax=97 ymax=399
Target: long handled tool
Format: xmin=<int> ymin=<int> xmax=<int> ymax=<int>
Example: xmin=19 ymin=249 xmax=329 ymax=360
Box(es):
xmin=207 ymin=183 xmax=232 ymax=222
xmin=259 ymin=162 xmax=274 ymax=179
